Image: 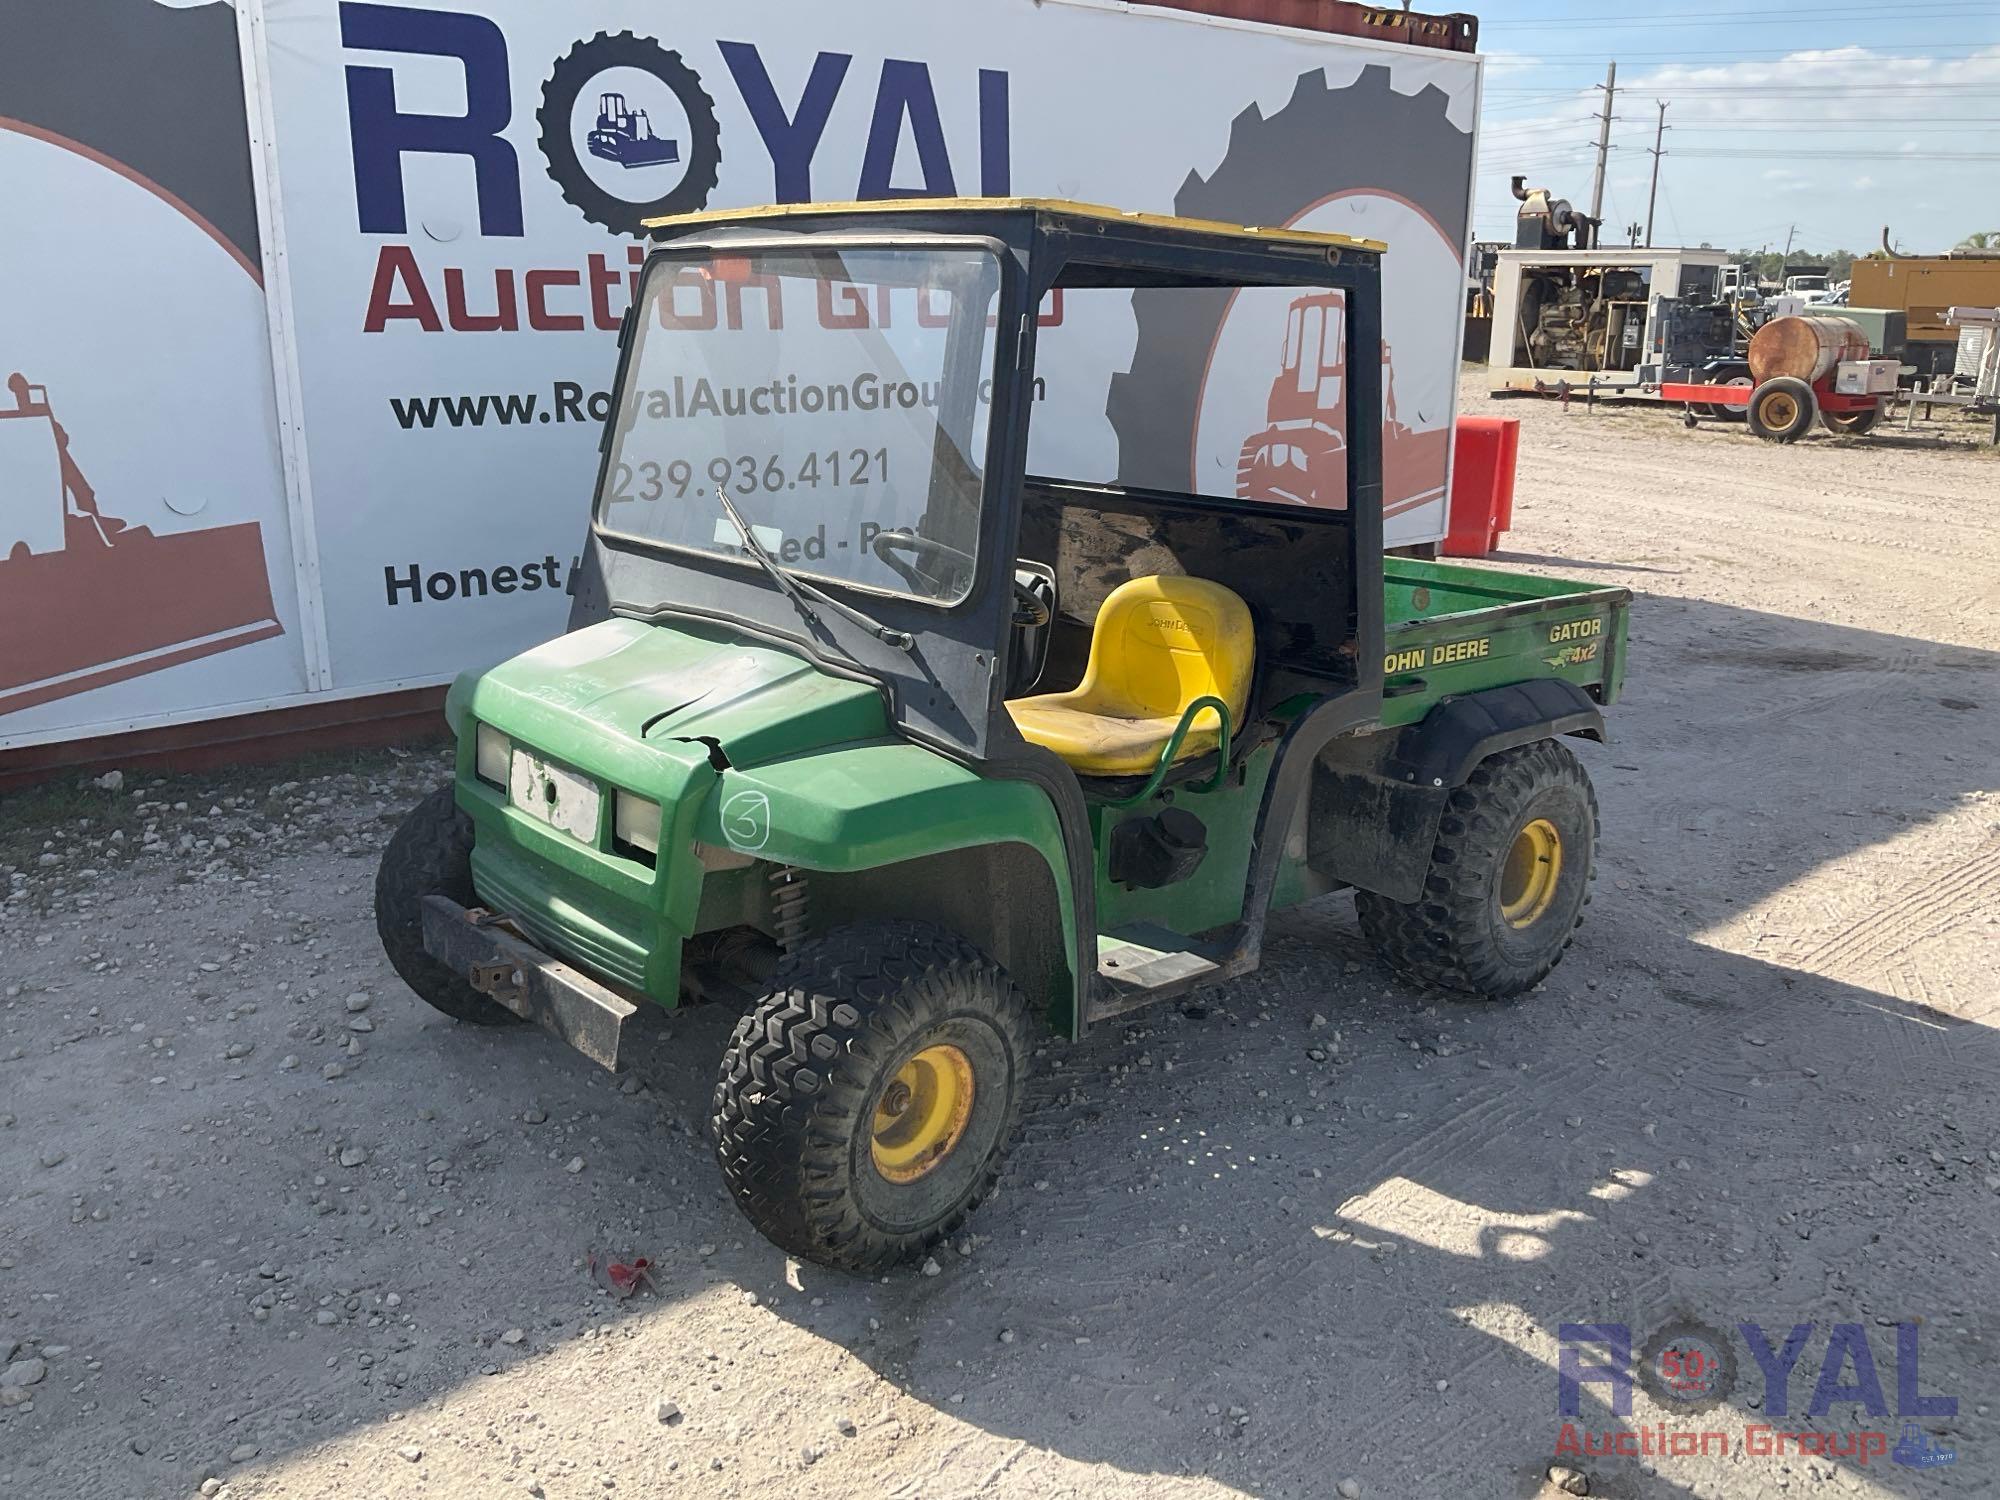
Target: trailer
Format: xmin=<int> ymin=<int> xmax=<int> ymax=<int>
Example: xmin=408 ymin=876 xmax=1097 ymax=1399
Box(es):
xmin=1659 ymin=371 xmax=1893 ymax=442
xmin=1660 ymin=314 xmax=1899 ymax=442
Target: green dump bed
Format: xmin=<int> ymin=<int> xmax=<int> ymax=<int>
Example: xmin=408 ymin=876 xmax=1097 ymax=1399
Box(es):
xmin=1378 ymin=557 xmax=1629 ymax=728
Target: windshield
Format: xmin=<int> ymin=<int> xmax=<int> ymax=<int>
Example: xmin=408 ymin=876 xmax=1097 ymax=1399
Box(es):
xmin=595 ymin=242 xmax=1003 ymax=606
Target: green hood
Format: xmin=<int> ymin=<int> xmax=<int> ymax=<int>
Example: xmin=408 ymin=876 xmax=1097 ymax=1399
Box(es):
xmin=461 ymin=618 xmax=889 ymax=771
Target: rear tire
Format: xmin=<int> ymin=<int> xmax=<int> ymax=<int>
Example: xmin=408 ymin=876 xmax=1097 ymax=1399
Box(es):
xmin=713 ymin=922 xmax=1034 ymax=1272
xmin=1819 ymin=404 xmax=1880 ymax=436
xmin=374 ymin=785 xmax=522 ymax=1026
xmin=1356 ymin=740 xmax=1598 ymax=998
xmin=1746 ymin=376 xmax=1816 ymax=442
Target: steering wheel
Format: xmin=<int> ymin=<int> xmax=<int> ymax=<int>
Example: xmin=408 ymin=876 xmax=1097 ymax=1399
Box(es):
xmin=872 ymin=529 xmax=1050 ymax=628
xmin=1010 ymin=575 xmax=1052 ymax=629
xmin=871 ymin=527 xmax=971 ymax=593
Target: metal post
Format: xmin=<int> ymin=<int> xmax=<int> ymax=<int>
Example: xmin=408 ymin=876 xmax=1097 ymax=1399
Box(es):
xmin=1589 ymin=61 xmax=1617 ymax=223
xmin=1643 ymin=100 xmax=1669 ymax=247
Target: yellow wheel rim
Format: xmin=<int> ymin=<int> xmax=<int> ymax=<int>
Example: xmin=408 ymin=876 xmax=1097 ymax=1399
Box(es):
xmin=1499 ymin=817 xmax=1564 ymax=929
xmin=1759 ymin=392 xmax=1799 ymax=430
xmin=871 ymin=1043 xmax=976 ymax=1184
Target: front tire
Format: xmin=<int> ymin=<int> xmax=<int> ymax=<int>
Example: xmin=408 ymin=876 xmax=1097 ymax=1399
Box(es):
xmin=712 ymin=922 xmax=1034 ymax=1272
xmin=1746 ymin=376 xmax=1817 ymax=442
xmin=1707 ymin=371 xmax=1752 ymax=422
xmin=1357 ymin=740 xmax=1598 ymax=998
xmin=374 ymin=785 xmax=522 ymax=1026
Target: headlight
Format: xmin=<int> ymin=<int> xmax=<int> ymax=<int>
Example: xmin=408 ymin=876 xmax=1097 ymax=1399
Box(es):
xmin=613 ymin=792 xmax=662 ymax=858
xmin=474 ymin=723 xmax=511 ymax=789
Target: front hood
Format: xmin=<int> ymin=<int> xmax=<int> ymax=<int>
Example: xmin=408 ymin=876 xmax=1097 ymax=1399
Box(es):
xmin=467 ymin=618 xmax=889 ymax=769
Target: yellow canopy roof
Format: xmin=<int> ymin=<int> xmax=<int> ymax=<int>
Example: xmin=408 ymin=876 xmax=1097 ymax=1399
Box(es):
xmin=640 ymin=196 xmax=1387 ymax=254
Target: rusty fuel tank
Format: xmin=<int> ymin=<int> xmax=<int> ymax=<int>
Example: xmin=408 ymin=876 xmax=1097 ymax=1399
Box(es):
xmin=1747 ymin=315 xmax=1872 ymax=384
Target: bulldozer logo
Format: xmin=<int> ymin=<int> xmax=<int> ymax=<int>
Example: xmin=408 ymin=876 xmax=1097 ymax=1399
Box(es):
xmin=1234 ymin=291 xmax=1351 ymax=508
xmin=1108 ymin=66 xmax=1471 ymax=522
xmin=536 ymin=32 xmax=723 ymax=235
xmin=0 ymin=375 xmax=283 ymax=716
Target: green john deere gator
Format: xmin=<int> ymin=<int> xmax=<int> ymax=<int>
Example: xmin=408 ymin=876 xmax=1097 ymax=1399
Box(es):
xmin=375 ymin=200 xmax=1629 ymax=1272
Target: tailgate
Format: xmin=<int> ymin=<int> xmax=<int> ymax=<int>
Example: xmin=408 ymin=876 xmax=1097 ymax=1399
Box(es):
xmin=1379 ymin=557 xmax=1630 ymax=726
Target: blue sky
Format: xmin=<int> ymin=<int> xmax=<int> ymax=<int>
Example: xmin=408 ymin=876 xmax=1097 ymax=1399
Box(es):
xmin=1471 ymin=0 xmax=2000 ymax=255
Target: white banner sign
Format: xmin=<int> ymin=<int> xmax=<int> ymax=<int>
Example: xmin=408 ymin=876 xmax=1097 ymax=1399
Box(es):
xmin=1 ymin=0 xmax=1478 ymax=749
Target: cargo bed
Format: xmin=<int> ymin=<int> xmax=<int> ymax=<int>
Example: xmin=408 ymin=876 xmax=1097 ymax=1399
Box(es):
xmin=1377 ymin=557 xmax=1629 ymax=727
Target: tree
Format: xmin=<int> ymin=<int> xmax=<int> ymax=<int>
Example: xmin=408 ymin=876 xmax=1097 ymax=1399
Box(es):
xmin=1730 ymin=248 xmax=1857 ymax=285
xmin=1957 ymin=231 xmax=2000 ymax=251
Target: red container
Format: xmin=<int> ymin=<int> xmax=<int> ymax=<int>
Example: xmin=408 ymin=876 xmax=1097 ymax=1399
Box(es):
xmin=1442 ymin=415 xmax=1520 ymax=557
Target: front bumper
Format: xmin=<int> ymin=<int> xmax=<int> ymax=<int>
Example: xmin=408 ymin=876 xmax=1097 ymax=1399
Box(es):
xmin=421 ymin=895 xmax=636 ymax=1071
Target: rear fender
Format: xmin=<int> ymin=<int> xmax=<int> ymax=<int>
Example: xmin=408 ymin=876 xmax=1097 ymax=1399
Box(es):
xmin=695 ymin=741 xmax=1081 ymax=1032
xmin=1392 ymin=679 xmax=1604 ymax=791
xmin=1309 ymin=681 xmax=1605 ymax=903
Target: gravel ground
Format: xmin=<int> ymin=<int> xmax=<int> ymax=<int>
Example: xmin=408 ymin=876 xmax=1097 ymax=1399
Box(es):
xmin=2 ymin=378 xmax=1996 ymax=1500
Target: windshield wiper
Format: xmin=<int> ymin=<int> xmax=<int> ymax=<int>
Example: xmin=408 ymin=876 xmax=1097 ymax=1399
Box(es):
xmin=715 ymin=490 xmax=913 ymax=652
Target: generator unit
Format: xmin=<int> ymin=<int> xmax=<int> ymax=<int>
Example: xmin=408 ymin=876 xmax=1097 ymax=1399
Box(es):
xmin=1487 ymin=245 xmax=1737 ymax=396
xmin=1850 ymin=230 xmax=2000 ymax=375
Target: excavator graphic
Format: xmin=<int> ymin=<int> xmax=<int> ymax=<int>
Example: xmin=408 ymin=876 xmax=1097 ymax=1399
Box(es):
xmin=586 ymin=92 xmax=680 ymax=169
xmin=0 ymin=373 xmax=282 ymax=717
xmin=1235 ymin=291 xmax=1448 ymax=518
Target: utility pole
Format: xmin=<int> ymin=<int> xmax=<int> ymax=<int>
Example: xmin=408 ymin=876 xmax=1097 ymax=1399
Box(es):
xmin=1643 ymin=99 xmax=1669 ymax=247
xmin=1589 ymin=61 xmax=1617 ymax=223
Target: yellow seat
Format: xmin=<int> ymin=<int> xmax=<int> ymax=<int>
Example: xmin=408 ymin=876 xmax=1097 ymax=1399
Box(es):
xmin=1006 ymin=576 xmax=1254 ymax=776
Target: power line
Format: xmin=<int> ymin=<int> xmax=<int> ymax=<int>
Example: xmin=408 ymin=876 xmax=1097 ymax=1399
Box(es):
xmin=1668 ymin=146 xmax=2000 ymax=159
xmin=1660 ymin=178 xmax=1684 ymax=245
xmin=1485 ymin=83 xmax=2000 ymax=94
xmin=1646 ymin=117 xmax=2000 ymax=125
xmin=1502 ymin=46 xmax=2000 ymax=61
xmin=1652 ymin=120 xmax=2000 ymax=131
xmin=1490 ymin=0 xmax=1994 ymax=25
xmin=1494 ymin=14 xmax=1997 ymax=35
xmin=1481 ymin=120 xmax=2000 ymax=144
xmin=1478 ymin=120 xmax=1597 ymax=137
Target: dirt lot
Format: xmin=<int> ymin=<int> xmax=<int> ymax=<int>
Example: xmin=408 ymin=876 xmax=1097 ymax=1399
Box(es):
xmin=2 ymin=380 xmax=1996 ymax=1500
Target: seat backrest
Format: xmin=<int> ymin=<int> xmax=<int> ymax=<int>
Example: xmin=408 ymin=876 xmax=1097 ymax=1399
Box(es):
xmin=1082 ymin=576 xmax=1255 ymax=720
